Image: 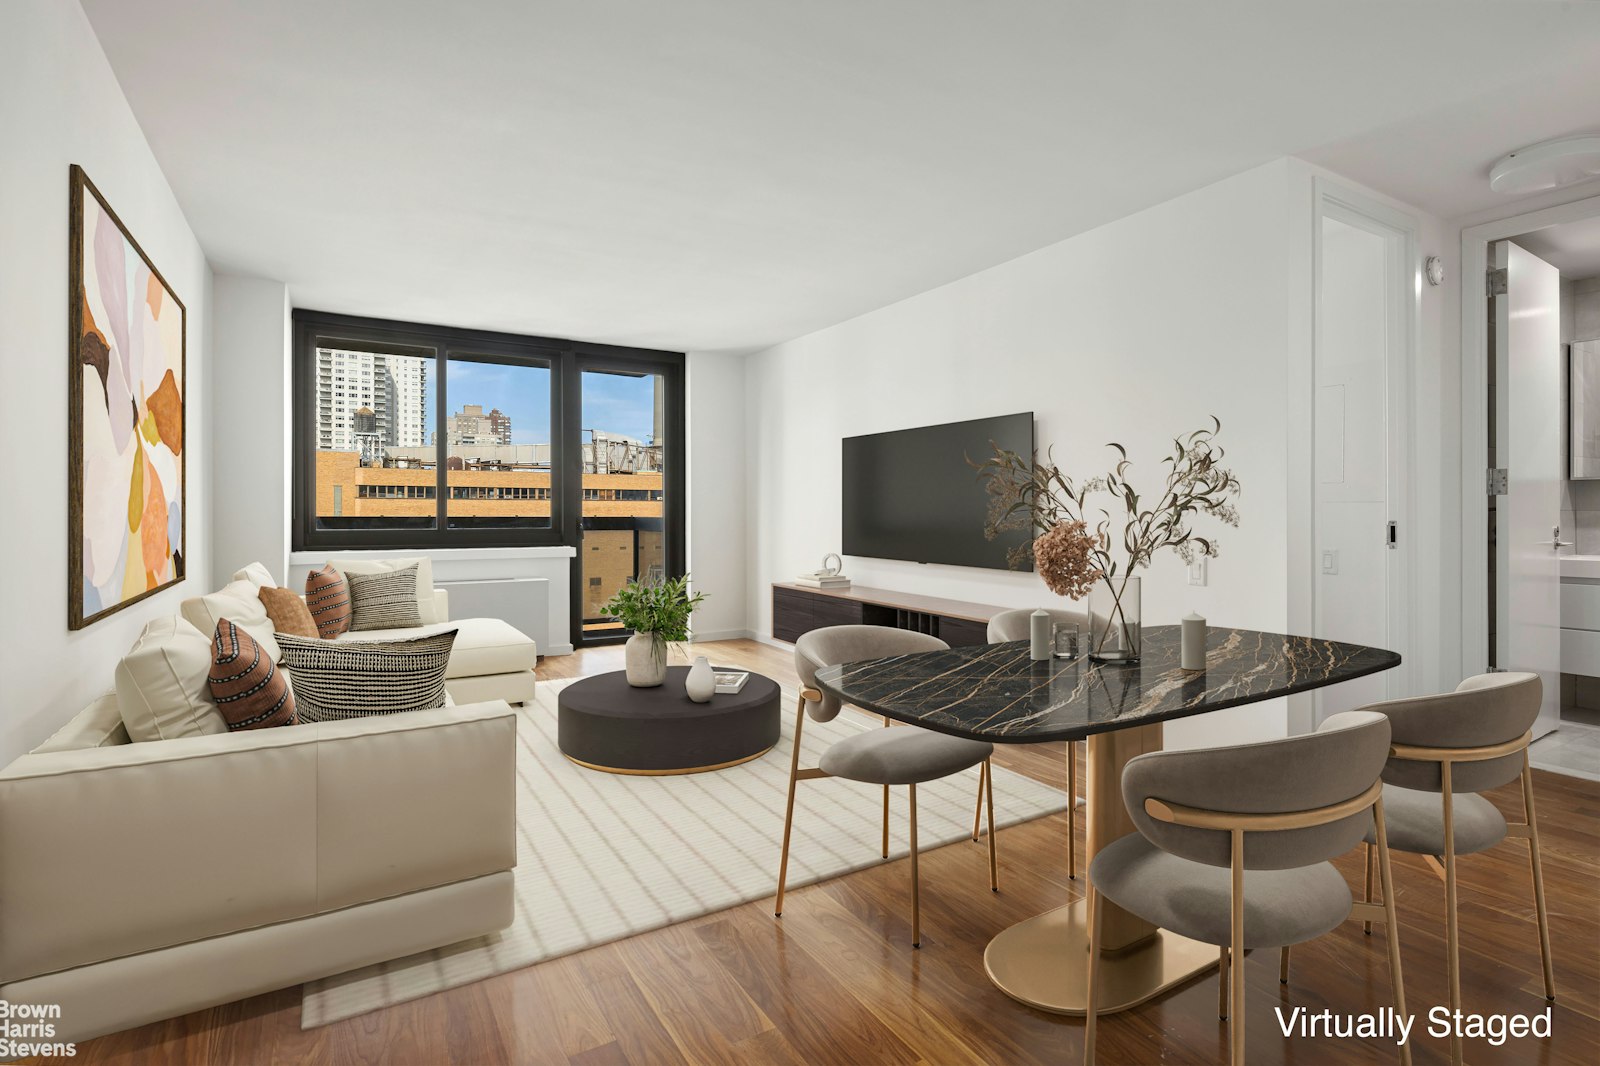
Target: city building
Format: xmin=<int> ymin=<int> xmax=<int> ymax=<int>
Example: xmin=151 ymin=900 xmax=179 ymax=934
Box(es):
xmin=314 ymin=347 xmax=428 ymax=455
xmin=445 ymin=402 xmax=512 ymax=446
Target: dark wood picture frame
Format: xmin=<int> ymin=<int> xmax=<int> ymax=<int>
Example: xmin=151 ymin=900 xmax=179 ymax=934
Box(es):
xmin=68 ymin=164 xmax=187 ymax=629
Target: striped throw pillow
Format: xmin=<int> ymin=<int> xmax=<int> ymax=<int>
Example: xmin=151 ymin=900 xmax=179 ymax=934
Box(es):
xmin=276 ymin=629 xmax=457 ymax=723
xmin=346 ymin=563 xmax=423 ymax=630
xmin=305 ymin=564 xmax=352 ymax=638
xmin=207 ymin=619 xmax=297 ymax=730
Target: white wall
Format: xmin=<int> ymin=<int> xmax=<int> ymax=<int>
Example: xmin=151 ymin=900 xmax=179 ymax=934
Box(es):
xmin=211 ymin=275 xmax=291 ymax=585
xmin=744 ymin=160 xmax=1306 ymax=747
xmin=687 ymin=351 xmax=749 ymax=639
xmin=0 ymin=0 xmax=213 ymax=762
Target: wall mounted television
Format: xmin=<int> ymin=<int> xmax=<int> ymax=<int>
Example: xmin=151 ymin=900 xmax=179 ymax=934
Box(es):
xmin=842 ymin=412 xmax=1034 ymax=571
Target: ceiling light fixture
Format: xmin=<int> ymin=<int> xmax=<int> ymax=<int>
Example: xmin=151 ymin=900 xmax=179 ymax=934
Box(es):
xmin=1489 ymin=135 xmax=1600 ymax=195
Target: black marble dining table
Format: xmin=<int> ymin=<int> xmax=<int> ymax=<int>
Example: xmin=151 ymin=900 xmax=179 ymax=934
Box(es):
xmin=813 ymin=624 xmax=1401 ymax=1017
xmin=812 ymin=624 xmax=1400 ymax=745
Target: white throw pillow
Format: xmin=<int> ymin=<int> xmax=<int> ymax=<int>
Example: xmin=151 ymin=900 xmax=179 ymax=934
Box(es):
xmin=180 ymin=579 xmax=282 ymax=660
xmin=232 ymin=561 xmax=276 ymax=588
xmin=332 ymin=557 xmax=437 ymax=624
xmin=115 ymin=617 xmax=227 ymax=742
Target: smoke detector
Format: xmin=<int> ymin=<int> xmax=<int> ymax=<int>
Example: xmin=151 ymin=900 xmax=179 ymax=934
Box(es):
xmin=1490 ymin=135 xmax=1600 ymax=195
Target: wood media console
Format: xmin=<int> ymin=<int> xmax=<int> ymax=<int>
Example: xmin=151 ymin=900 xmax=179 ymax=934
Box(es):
xmin=770 ymin=582 xmax=1006 ymax=647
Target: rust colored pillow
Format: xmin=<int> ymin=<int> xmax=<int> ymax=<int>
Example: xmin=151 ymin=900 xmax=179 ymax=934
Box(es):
xmin=207 ymin=619 xmax=296 ymax=730
xmin=305 ymin=563 xmax=351 ymax=638
xmin=258 ymin=585 xmax=319 ymax=639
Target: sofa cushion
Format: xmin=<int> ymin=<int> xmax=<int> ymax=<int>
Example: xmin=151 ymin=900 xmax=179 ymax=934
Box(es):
xmin=276 ymin=630 xmax=458 ymax=723
xmin=258 ymin=585 xmax=319 ymax=638
xmin=207 ymin=620 xmax=298 ymax=731
xmin=332 ymin=557 xmax=439 ymax=624
xmin=232 ymin=562 xmax=276 ymax=588
xmin=346 ymin=564 xmax=423 ymax=631
xmin=32 ymin=691 xmax=130 ymax=753
xmin=181 ymin=579 xmax=281 ymax=661
xmin=115 ymin=617 xmax=228 ymax=742
xmin=305 ymin=564 xmax=352 ymax=638
xmin=336 ymin=617 xmax=536 ymax=679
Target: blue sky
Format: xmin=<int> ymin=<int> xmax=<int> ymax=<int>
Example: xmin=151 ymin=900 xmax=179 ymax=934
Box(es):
xmin=433 ymin=362 xmax=658 ymax=444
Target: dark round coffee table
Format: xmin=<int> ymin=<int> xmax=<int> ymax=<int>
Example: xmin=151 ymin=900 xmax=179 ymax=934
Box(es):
xmin=557 ymin=667 xmax=782 ymax=775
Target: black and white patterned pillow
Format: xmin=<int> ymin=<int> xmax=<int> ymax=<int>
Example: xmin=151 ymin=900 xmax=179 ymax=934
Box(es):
xmin=346 ymin=563 xmax=423 ymax=630
xmin=276 ymin=629 xmax=457 ymax=722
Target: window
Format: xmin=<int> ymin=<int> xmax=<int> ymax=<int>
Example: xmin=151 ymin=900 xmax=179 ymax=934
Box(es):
xmin=293 ymin=311 xmax=685 ymax=647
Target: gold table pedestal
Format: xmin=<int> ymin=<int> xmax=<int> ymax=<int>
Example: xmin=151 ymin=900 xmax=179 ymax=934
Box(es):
xmin=984 ymin=898 xmax=1218 ymax=1015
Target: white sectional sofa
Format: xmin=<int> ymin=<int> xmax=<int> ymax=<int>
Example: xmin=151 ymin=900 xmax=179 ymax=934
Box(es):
xmin=0 ymin=561 xmax=540 ymax=1042
xmin=186 ymin=560 xmax=540 ymax=706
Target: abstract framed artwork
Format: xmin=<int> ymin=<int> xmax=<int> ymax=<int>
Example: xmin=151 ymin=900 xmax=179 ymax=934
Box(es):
xmin=68 ymin=164 xmax=186 ymax=629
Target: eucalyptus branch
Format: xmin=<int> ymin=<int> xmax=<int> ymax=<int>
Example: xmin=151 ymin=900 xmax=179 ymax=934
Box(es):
xmin=971 ymin=417 xmax=1241 ymax=596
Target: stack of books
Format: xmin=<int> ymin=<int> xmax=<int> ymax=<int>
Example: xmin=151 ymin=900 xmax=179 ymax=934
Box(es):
xmin=795 ymin=573 xmax=850 ymax=589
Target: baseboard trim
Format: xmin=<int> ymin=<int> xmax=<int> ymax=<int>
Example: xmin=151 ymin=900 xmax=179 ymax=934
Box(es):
xmin=689 ymin=628 xmax=755 ymax=642
xmin=542 ymin=643 xmax=576 ymax=656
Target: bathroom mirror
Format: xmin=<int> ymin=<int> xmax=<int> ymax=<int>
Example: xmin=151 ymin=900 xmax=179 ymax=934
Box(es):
xmin=1573 ymin=340 xmax=1600 ymax=478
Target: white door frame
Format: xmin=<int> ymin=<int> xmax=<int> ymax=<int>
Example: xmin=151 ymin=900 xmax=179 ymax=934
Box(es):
xmin=1459 ymin=192 xmax=1600 ymax=677
xmin=1310 ymin=178 xmax=1419 ymax=711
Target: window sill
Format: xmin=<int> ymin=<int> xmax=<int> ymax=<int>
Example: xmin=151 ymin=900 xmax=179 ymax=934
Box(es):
xmin=289 ymin=545 xmax=577 ymax=564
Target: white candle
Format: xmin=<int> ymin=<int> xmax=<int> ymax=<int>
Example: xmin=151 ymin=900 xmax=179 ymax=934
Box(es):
xmin=1181 ymin=612 xmax=1207 ymax=671
xmin=1030 ymin=609 xmax=1052 ymax=661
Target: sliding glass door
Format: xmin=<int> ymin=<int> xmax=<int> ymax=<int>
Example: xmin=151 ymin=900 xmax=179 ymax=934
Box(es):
xmin=576 ymin=365 xmax=672 ymax=641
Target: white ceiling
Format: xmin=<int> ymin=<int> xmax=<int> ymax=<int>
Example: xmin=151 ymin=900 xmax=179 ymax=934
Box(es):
xmin=1511 ymin=214 xmax=1600 ymax=281
xmin=81 ymin=0 xmax=1600 ymax=353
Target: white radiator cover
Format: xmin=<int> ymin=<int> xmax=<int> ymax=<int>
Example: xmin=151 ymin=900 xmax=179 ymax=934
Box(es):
xmin=438 ymin=578 xmax=550 ymax=654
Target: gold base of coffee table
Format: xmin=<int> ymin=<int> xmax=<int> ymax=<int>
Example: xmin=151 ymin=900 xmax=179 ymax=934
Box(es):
xmin=984 ymin=898 xmax=1218 ymax=1015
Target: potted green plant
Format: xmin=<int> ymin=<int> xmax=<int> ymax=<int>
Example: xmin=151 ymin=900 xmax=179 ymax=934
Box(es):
xmin=602 ymin=574 xmax=707 ymax=687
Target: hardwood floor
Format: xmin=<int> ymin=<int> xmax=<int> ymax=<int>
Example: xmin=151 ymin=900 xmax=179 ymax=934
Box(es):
xmin=65 ymin=639 xmax=1600 ymax=1065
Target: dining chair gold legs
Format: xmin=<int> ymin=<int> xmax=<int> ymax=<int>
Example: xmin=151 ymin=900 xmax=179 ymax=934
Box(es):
xmin=1521 ymin=752 xmax=1556 ymax=1002
xmin=971 ymin=741 xmax=1077 ymax=881
xmin=773 ymin=689 xmax=811 ymax=918
xmin=1363 ymin=841 xmax=1374 ymax=935
xmin=972 ymin=760 xmax=986 ymax=841
xmin=1373 ymin=796 xmax=1411 ymax=1066
xmin=883 ymin=716 xmax=892 ymax=859
xmin=1279 ymin=946 xmax=1289 ymax=985
xmin=909 ymin=781 xmax=921 ymax=948
xmin=985 ymin=757 xmax=998 ymax=892
xmin=1441 ymin=762 xmax=1462 ymax=1066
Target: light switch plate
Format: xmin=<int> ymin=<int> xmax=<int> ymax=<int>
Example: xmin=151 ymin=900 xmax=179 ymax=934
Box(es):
xmin=1187 ymin=558 xmax=1207 ymax=586
xmin=1321 ymin=550 xmax=1339 ymax=575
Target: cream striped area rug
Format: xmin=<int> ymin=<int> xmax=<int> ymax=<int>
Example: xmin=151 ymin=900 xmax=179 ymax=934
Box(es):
xmin=301 ymin=678 xmax=1069 ymax=1028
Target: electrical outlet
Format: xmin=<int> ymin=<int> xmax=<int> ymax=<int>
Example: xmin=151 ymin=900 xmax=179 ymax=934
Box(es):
xmin=1321 ymin=550 xmax=1339 ymax=575
xmin=1187 ymin=558 xmax=1207 ymax=587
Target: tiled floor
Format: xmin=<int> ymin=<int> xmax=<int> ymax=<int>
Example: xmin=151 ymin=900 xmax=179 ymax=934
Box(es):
xmin=1531 ymin=718 xmax=1600 ymax=781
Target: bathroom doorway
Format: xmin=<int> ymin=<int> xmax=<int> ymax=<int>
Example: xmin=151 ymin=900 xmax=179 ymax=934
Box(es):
xmin=1463 ymin=192 xmax=1600 ymax=757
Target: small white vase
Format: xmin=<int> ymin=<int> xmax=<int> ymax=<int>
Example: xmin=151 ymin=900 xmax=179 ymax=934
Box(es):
xmin=685 ymin=655 xmax=715 ymax=703
xmin=624 ymin=632 xmax=667 ymax=687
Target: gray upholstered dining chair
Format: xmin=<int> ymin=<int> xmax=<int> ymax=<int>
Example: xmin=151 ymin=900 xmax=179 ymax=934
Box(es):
xmin=985 ymin=607 xmax=1086 ymax=877
xmin=1083 ymin=710 xmax=1407 ymax=1066
xmin=1353 ymin=672 xmax=1552 ymax=1066
xmin=775 ymin=625 xmax=998 ymax=947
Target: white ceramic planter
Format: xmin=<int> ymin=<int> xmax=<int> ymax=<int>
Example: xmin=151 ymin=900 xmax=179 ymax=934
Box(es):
xmin=624 ymin=632 xmax=667 ymax=687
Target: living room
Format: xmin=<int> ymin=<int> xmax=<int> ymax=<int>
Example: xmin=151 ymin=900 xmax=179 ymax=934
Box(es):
xmin=3 ymin=2 xmax=1599 ymax=1064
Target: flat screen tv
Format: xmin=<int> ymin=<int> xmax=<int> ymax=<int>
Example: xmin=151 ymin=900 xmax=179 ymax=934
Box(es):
xmin=842 ymin=412 xmax=1034 ymax=570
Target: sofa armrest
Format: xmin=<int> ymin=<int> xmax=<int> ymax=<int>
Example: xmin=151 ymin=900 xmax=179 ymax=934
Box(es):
xmin=434 ymin=586 xmax=449 ymax=622
xmin=0 ymin=701 xmax=517 ymax=984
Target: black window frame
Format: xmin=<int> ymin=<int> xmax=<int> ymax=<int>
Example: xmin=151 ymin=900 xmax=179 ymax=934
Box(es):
xmin=291 ymin=310 xmax=685 ymax=580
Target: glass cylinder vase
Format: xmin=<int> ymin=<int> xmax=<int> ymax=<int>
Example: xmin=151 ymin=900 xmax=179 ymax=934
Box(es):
xmin=1088 ymin=576 xmax=1142 ymax=663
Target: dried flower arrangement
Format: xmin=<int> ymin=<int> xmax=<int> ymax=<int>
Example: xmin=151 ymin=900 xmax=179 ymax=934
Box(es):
xmin=972 ymin=418 xmax=1241 ymax=657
